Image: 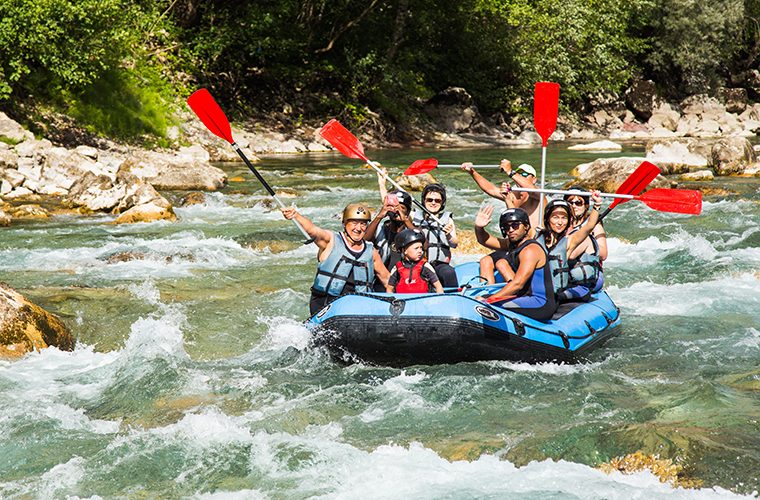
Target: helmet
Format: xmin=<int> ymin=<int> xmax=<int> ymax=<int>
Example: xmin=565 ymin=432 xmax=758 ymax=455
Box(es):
xmin=421 ymin=183 xmax=447 ymax=211
xmin=394 ymin=228 xmax=426 ymax=251
xmin=342 ymin=203 xmax=372 ymax=224
xmin=543 ymin=199 xmax=573 ymax=230
xmin=390 ymin=190 xmax=413 ymax=213
xmin=499 ymin=208 xmax=530 ymax=236
xmin=563 ymin=185 xmax=591 ymax=204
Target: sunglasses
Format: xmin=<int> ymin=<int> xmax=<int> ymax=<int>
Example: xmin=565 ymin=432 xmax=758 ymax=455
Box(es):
xmin=425 ymin=197 xmax=443 ymax=203
xmin=514 ymin=170 xmax=531 ymax=177
xmin=568 ymin=200 xmax=586 ymax=206
xmin=503 ymin=222 xmax=523 ymax=231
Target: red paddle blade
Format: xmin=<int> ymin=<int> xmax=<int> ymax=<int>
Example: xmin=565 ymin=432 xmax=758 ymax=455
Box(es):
xmin=187 ymin=89 xmax=234 ymax=144
xmin=608 ymin=161 xmax=662 ymax=210
xmin=534 ymin=82 xmax=560 ymax=147
xmin=638 ymin=188 xmax=702 ymax=214
xmin=320 ymin=119 xmax=369 ymax=162
xmin=404 ymin=158 xmax=439 ymax=176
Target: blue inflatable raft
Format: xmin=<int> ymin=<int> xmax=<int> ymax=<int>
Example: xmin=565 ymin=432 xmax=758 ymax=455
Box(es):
xmin=306 ymin=262 xmax=621 ymax=365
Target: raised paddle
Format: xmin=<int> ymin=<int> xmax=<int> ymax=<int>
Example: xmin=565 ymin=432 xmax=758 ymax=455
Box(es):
xmin=534 ymin=82 xmax=560 ymax=220
xmin=509 ymin=186 xmax=702 ymax=215
xmin=598 ymin=161 xmax=661 ymax=221
xmin=186 ymin=89 xmax=314 ymax=244
xmin=404 ymin=158 xmax=505 ymax=176
xmin=320 ymin=119 xmax=443 ymax=224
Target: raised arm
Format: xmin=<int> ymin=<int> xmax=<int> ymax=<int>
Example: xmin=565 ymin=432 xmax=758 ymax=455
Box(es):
xmin=461 ymin=163 xmax=503 ymax=200
xmin=376 ymin=168 xmax=389 ymax=202
xmin=281 ymin=207 xmax=332 ymax=250
xmin=474 ymin=204 xmax=507 ymax=251
xmin=567 ymin=190 xmax=602 ymax=255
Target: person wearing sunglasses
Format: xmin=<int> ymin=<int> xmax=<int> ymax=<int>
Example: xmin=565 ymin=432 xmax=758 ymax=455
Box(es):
xmin=411 ymin=183 xmax=459 ymax=288
xmin=534 ymin=191 xmax=603 ymax=304
xmin=473 ymin=206 xmax=557 ymax=321
xmin=558 ymin=187 xmax=608 ymax=301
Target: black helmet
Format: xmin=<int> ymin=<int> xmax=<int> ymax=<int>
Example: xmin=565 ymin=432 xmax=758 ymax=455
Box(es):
xmin=499 ymin=208 xmax=530 ymax=236
xmin=390 ymin=190 xmax=413 ymax=213
xmin=544 ymin=199 xmax=573 ymax=230
xmin=563 ymin=186 xmax=591 ymax=204
xmin=421 ymin=183 xmax=447 ymax=211
xmin=394 ymin=228 xmax=426 ymax=251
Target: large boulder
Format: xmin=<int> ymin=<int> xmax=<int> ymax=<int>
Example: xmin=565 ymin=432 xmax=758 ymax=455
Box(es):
xmin=570 ymin=157 xmax=670 ymax=192
xmin=424 ymin=87 xmax=480 ymax=133
xmin=645 ymin=138 xmax=710 ymax=174
xmin=0 ymin=112 xmax=34 ymax=144
xmin=718 ymin=87 xmax=748 ymax=114
xmin=711 ymin=137 xmax=756 ymax=176
xmin=395 ymin=173 xmax=437 ymax=191
xmin=625 ymin=80 xmax=659 ymax=121
xmin=120 ymin=149 xmax=227 ymax=190
xmin=1 ymin=283 xmax=74 ymax=358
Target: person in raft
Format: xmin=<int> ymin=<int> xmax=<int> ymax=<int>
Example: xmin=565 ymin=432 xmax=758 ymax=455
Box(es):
xmin=473 ymin=206 xmax=556 ymax=321
xmin=386 ymin=228 xmax=444 ymax=294
xmin=282 ymin=203 xmax=390 ymax=315
xmin=411 ymin=183 xmax=459 ymax=288
xmin=533 ymin=191 xmax=604 ymax=304
xmin=560 ymin=186 xmax=608 ymax=301
xmin=461 ymin=160 xmax=540 ymax=284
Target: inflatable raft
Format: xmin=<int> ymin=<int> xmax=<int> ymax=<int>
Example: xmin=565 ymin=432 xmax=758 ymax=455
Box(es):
xmin=306 ymin=262 xmax=621 ymax=366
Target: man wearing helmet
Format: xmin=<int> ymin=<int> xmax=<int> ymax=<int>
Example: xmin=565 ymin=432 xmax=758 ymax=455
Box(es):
xmin=534 ymin=191 xmax=603 ymax=302
xmin=282 ymin=203 xmax=390 ymax=315
xmin=365 ymin=186 xmax=416 ymax=290
xmin=473 ymin=205 xmax=556 ymax=321
xmin=386 ymin=229 xmax=444 ymax=294
xmin=412 ymin=183 xmax=459 ymax=288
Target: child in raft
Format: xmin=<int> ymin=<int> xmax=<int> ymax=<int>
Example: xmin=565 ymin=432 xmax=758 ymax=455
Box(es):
xmin=385 ymin=229 xmax=444 ymax=294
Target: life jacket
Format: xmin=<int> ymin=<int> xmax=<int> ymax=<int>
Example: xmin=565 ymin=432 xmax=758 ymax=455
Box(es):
xmin=412 ymin=210 xmax=453 ymax=264
xmin=313 ymin=231 xmax=375 ymax=297
xmin=394 ymin=259 xmax=430 ymax=293
xmin=535 ymin=231 xmax=571 ymax=294
xmin=503 ymin=239 xmax=553 ymax=300
xmin=568 ymin=234 xmax=603 ymax=289
xmin=373 ymin=221 xmax=402 ymax=268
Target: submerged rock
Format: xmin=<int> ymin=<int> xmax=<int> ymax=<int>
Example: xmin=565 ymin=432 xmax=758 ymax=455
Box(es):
xmin=0 ymin=283 xmax=74 ymax=358
xmin=114 ymin=201 xmax=177 ymax=224
xmin=178 ymin=191 xmax=206 ymax=206
xmin=597 ymin=451 xmax=703 ymax=489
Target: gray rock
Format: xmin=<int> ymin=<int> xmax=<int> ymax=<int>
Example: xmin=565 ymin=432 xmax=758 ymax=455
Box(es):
xmin=711 ymin=137 xmax=756 ymax=175
xmin=625 ymin=80 xmax=659 ymax=121
xmin=518 ymin=130 xmax=542 ymax=144
xmin=718 ymin=87 xmax=748 ymax=114
xmin=570 ymin=157 xmax=669 ymax=193
xmin=120 ymin=150 xmax=227 ymax=191
xmin=645 ymin=139 xmax=709 ymax=172
xmin=0 ymin=112 xmax=34 ymax=144
xmin=0 ymin=209 xmax=10 ymax=226
xmin=680 ymin=170 xmax=714 ymax=181
xmin=0 ymin=148 xmax=17 ymax=169
xmin=14 ymin=138 xmax=52 ymax=159
xmin=568 ymin=140 xmax=622 ymax=152
xmin=74 ymin=145 xmax=99 ymax=159
xmin=424 ymin=87 xmax=480 ymax=133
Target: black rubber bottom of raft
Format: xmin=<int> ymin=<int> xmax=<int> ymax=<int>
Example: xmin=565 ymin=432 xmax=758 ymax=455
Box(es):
xmin=311 ymin=315 xmax=620 ymax=367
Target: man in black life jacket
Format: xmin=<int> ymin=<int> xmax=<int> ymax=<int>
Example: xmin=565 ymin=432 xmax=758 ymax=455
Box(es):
xmin=282 ymin=203 xmax=390 ymax=316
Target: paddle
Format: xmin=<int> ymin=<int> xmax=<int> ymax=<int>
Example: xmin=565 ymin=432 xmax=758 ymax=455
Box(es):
xmin=509 ymin=186 xmax=702 ymax=215
xmin=186 ymin=89 xmax=314 ymax=244
xmin=598 ymin=161 xmax=661 ymax=221
xmin=320 ymin=119 xmax=443 ymax=224
xmin=534 ymin=82 xmax=560 ymax=220
xmin=404 ymin=158 xmax=505 ymax=176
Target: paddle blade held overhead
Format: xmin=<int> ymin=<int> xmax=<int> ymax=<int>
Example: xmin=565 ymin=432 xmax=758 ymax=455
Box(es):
xmin=404 ymin=158 xmax=439 ymax=176
xmin=638 ymin=188 xmax=702 ymax=215
xmin=534 ymin=82 xmax=560 ymax=147
xmin=320 ymin=119 xmax=368 ymax=161
xmin=186 ymin=89 xmax=234 ymax=144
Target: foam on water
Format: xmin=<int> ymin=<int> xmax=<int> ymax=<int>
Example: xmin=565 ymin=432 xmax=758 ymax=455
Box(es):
xmin=608 ymin=272 xmax=760 ymax=317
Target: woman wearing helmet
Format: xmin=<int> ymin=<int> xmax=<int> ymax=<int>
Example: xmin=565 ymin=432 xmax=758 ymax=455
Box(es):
xmin=535 ymin=191 xmax=603 ymax=302
xmin=282 ymin=203 xmax=390 ymax=315
xmin=562 ymin=187 xmax=607 ymax=298
xmin=411 ymin=183 xmax=459 ymax=288
xmin=386 ymin=229 xmax=444 ymax=294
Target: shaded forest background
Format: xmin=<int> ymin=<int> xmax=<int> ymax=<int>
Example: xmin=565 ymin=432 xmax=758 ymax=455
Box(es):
xmin=1 ymin=0 xmax=758 ymax=143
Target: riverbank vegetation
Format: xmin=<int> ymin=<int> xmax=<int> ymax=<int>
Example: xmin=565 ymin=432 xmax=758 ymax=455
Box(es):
xmin=1 ymin=0 xmax=757 ymax=142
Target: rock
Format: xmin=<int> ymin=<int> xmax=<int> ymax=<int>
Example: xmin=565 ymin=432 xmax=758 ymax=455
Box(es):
xmin=121 ymin=150 xmax=227 ymax=191
xmin=567 ymin=140 xmax=622 ymax=152
xmin=104 ymin=251 xmax=148 ymax=263
xmin=647 ymin=102 xmax=680 ymax=131
xmin=645 ymin=139 xmax=709 ymax=173
xmin=625 ymin=80 xmax=659 ymax=121
xmin=0 ymin=112 xmax=34 ymax=144
xmin=7 ymin=204 xmax=50 ymax=219
xmin=115 ymin=201 xmax=177 ymax=224
xmin=711 ymin=137 xmax=756 ymax=175
xmin=680 ymin=170 xmax=714 ymax=181
xmin=4 ymin=186 xmax=34 ymax=199
xmin=395 ymin=173 xmax=437 ymax=191
xmin=177 ymin=144 xmax=210 ymax=163
xmin=64 ymin=171 xmax=126 ymax=211
xmin=1 ymin=282 xmax=74 ymax=358
xmin=0 ymin=147 xmax=17 ymax=169
xmin=0 ymin=208 xmax=10 ymax=226
xmin=14 ymin=138 xmax=53 ymax=159
xmin=424 ymin=87 xmax=480 ymax=133
xmin=718 ymin=87 xmax=748 ymax=114
xmin=517 ymin=130 xmax=542 ymax=144
xmin=307 ymin=141 xmax=330 ymax=152
xmin=178 ymin=191 xmax=206 ymax=206
xmin=74 ymin=145 xmax=99 ymax=160
xmin=570 ymin=157 xmax=670 ymax=192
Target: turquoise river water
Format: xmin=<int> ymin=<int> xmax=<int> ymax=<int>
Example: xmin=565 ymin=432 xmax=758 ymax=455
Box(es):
xmin=1 ymin=144 xmax=759 ymax=498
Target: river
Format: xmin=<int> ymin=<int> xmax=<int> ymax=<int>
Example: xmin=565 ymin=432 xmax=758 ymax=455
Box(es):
xmin=1 ymin=145 xmax=758 ymax=498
